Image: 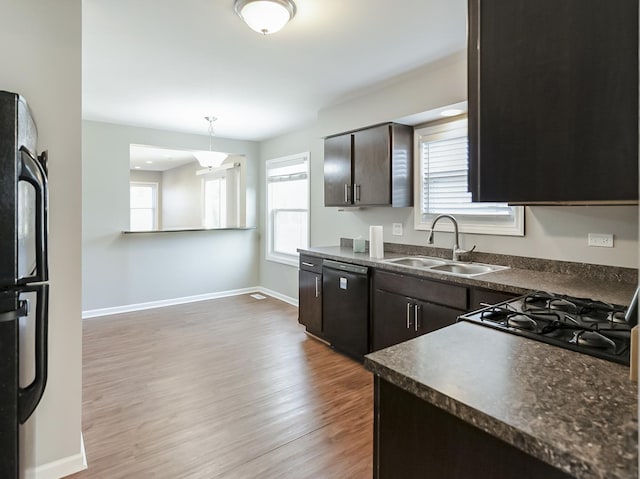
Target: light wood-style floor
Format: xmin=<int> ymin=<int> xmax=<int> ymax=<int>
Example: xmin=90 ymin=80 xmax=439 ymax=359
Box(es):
xmin=68 ymin=295 xmax=373 ymax=479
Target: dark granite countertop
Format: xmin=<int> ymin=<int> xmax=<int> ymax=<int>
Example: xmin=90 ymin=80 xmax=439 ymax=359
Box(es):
xmin=364 ymin=322 xmax=638 ymax=479
xmin=299 ymin=245 xmax=637 ymax=306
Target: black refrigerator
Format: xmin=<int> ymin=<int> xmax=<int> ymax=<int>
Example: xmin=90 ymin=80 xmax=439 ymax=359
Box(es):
xmin=0 ymin=91 xmax=49 ymax=479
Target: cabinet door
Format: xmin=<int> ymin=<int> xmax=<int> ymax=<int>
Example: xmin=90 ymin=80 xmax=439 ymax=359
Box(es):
xmin=469 ymin=0 xmax=638 ymax=203
xmin=375 ymin=377 xmax=574 ymax=479
xmin=298 ymin=270 xmax=322 ymax=336
xmin=324 ymin=134 xmax=352 ymax=206
xmin=372 ymin=289 xmax=418 ymax=351
xmin=353 ymin=124 xmax=391 ymax=205
xmin=414 ymin=300 xmax=460 ymax=336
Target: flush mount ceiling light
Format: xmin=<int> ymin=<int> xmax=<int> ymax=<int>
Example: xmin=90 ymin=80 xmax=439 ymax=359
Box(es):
xmin=194 ymin=116 xmax=228 ymax=168
xmin=234 ymin=0 xmax=297 ymax=35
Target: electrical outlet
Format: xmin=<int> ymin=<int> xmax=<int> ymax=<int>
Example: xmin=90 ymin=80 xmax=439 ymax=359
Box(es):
xmin=392 ymin=223 xmax=403 ymax=236
xmin=588 ymin=233 xmax=614 ymax=248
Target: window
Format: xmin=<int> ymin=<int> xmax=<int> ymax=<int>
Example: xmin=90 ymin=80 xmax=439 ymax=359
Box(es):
xmin=266 ymin=153 xmax=310 ymax=266
xmin=130 ymin=182 xmax=158 ymax=231
xmin=203 ymin=176 xmax=227 ymax=228
xmin=199 ymin=160 xmax=244 ymax=228
xmin=414 ymin=118 xmax=524 ymax=236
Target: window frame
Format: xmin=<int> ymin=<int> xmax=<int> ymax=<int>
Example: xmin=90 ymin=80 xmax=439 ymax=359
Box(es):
xmin=265 ymin=152 xmax=310 ymax=267
xmin=413 ymin=118 xmax=524 ymax=236
xmin=129 ymin=181 xmax=159 ymax=231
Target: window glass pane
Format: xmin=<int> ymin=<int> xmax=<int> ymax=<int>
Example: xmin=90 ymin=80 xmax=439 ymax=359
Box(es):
xmin=129 ymin=182 xmax=157 ymax=231
xmin=273 ymin=210 xmax=308 ymax=255
xmin=203 ymin=177 xmax=227 ymax=228
xmin=130 ymin=209 xmax=154 ymax=231
xmin=130 ymin=185 xmax=154 ymax=209
xmin=269 ymin=178 xmax=308 ymax=210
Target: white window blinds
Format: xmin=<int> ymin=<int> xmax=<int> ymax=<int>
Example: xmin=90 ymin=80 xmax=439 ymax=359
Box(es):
xmin=414 ymin=117 xmax=524 ymax=237
xmin=420 ymin=120 xmax=511 ymax=216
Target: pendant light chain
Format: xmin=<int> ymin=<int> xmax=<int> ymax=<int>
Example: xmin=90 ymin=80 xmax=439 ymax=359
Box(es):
xmin=205 ymin=116 xmax=217 ymax=152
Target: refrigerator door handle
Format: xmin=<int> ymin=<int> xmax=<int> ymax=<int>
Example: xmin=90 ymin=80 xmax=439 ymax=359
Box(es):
xmin=17 ymin=284 xmax=48 ymax=424
xmin=0 ymin=300 xmax=28 ymax=323
xmin=18 ymin=146 xmax=49 ymax=284
xmin=37 ymin=150 xmax=48 ymax=176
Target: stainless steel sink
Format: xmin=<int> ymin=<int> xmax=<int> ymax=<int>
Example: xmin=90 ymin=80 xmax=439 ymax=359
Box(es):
xmin=383 ymin=256 xmax=447 ymax=268
xmin=381 ymin=256 xmax=509 ymax=277
xmin=430 ymin=263 xmax=497 ymax=276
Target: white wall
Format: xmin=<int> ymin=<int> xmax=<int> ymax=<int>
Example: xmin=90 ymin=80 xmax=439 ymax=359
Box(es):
xmin=82 ymin=120 xmax=260 ymax=312
xmin=259 ymin=130 xmax=319 ymax=299
xmin=0 ymin=0 xmax=84 ymax=477
xmin=259 ymin=52 xmax=639 ymax=298
xmin=317 ymin=52 xmax=468 ymax=138
xmin=130 ymin=169 xmax=162 ymax=185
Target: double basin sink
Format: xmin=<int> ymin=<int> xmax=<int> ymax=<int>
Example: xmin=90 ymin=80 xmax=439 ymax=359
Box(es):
xmin=381 ymin=256 xmax=509 ymax=277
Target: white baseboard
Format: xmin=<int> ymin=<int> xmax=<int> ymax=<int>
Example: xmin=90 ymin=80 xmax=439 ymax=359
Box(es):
xmin=25 ymin=433 xmax=87 ymax=479
xmin=257 ymin=287 xmax=298 ymax=307
xmin=82 ymin=287 xmax=298 ymax=319
xmin=82 ymin=287 xmax=259 ymax=318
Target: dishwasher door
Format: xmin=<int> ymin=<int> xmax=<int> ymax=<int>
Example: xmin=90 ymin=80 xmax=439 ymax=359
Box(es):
xmin=322 ymin=260 xmax=369 ymax=359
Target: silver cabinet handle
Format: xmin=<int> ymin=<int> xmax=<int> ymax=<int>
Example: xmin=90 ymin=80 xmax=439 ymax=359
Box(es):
xmin=315 ymin=276 xmax=319 ymax=298
xmin=344 ymin=184 xmax=349 ymax=203
xmin=414 ymin=304 xmax=421 ymax=332
xmin=354 ymin=184 xmax=361 ymax=202
xmin=302 ymin=262 xmax=315 ymax=267
xmin=406 ymin=302 xmax=412 ymax=329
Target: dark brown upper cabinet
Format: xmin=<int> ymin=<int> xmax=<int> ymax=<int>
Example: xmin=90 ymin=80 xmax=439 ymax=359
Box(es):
xmin=468 ymin=0 xmax=638 ymax=204
xmin=324 ymin=123 xmax=413 ymax=207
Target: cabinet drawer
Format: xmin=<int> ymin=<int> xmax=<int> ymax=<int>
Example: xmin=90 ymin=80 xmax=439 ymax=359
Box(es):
xmin=299 ymin=255 xmax=323 ymax=274
xmin=374 ymin=270 xmax=468 ymax=310
xmin=469 ymin=288 xmax=518 ymax=311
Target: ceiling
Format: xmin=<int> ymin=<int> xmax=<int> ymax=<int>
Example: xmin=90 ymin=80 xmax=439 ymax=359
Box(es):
xmin=130 ymin=145 xmax=198 ymax=171
xmin=83 ymin=0 xmax=466 ymax=142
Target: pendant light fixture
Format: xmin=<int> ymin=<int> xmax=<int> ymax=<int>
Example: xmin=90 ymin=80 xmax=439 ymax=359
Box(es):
xmin=194 ymin=116 xmax=228 ymax=168
xmin=234 ymin=0 xmax=297 ymax=35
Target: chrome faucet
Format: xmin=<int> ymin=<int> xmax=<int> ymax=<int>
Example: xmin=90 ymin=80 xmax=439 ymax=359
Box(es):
xmin=427 ymin=214 xmax=475 ymax=261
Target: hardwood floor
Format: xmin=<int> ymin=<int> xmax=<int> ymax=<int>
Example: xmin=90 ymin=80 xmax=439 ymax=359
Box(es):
xmin=68 ymin=295 xmax=373 ymax=479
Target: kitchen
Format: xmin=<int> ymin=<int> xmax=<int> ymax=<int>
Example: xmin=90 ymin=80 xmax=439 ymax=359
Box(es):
xmin=0 ymin=0 xmax=638 ymax=478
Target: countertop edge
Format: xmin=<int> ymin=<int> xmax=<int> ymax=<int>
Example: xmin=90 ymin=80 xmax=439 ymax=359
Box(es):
xmin=298 ymin=247 xmax=637 ymax=306
xmin=363 ymin=357 xmax=611 ymax=479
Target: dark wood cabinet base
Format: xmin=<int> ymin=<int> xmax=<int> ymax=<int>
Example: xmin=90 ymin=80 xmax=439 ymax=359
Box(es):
xmin=374 ymin=377 xmax=573 ymax=479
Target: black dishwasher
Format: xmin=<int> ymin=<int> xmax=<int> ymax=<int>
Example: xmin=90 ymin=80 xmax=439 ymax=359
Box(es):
xmin=322 ymin=260 xmax=369 ymax=359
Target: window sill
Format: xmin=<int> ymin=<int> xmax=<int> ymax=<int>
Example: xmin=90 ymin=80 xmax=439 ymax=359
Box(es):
xmin=266 ymin=252 xmax=299 ymax=267
xmin=122 ymin=226 xmax=256 ymax=234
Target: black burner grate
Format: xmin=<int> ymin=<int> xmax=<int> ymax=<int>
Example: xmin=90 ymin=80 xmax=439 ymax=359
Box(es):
xmin=462 ymin=291 xmax=631 ymax=365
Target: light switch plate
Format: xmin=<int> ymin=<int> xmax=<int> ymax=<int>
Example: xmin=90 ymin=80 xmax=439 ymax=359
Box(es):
xmin=392 ymin=223 xmax=403 ymax=236
xmin=588 ymin=233 xmax=614 ymax=248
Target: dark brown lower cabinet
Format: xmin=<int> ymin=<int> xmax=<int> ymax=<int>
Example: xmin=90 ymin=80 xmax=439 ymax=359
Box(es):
xmin=374 ymin=377 xmax=573 ymax=479
xmin=298 ymin=256 xmax=323 ymax=337
xmin=469 ymin=287 xmax=518 ymax=311
xmin=372 ymin=289 xmax=461 ymax=351
xmin=372 ymin=270 xmax=466 ymax=351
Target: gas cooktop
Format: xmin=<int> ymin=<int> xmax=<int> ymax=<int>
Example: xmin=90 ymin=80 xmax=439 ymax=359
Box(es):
xmin=459 ymin=291 xmax=633 ymax=365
